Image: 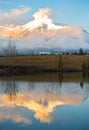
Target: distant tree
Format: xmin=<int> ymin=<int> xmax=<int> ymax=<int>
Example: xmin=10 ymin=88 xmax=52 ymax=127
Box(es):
xmin=3 ymin=40 xmax=18 ymax=67
xmin=79 ymin=48 xmax=84 ymax=55
xmin=73 ymin=51 xmax=77 ymax=55
xmin=66 ymin=52 xmax=69 ymax=55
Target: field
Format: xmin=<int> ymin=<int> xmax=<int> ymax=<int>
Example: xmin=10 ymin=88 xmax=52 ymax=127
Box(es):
xmin=0 ymin=55 xmax=89 ymax=71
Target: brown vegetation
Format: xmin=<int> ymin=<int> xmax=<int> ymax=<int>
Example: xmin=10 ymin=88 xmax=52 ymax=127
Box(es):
xmin=0 ymin=55 xmax=89 ymax=74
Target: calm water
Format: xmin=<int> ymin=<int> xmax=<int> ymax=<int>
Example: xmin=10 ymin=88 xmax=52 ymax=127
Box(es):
xmin=0 ymin=73 xmax=89 ymax=130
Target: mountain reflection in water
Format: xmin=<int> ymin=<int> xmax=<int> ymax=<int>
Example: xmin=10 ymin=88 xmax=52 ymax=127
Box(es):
xmin=0 ymin=73 xmax=89 ymax=125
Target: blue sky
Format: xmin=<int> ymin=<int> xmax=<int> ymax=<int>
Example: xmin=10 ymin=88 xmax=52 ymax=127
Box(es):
xmin=0 ymin=0 xmax=89 ymax=31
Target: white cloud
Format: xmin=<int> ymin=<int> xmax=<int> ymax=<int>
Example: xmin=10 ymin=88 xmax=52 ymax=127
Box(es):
xmin=0 ymin=7 xmax=30 ymax=25
xmin=0 ymin=108 xmax=32 ymax=124
xmin=33 ymin=8 xmax=53 ymax=20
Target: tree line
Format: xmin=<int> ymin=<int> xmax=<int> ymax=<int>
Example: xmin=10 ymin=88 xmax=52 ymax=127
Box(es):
xmin=0 ymin=40 xmax=89 ymax=72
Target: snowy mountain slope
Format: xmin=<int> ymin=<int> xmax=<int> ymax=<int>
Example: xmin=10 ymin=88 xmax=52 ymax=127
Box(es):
xmin=0 ymin=8 xmax=89 ymax=54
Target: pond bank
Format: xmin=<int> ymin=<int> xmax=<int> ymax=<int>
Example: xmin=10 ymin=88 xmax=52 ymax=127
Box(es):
xmin=0 ymin=65 xmax=85 ymax=75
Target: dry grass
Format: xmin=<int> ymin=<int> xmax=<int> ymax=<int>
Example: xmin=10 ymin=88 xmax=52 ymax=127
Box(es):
xmin=0 ymin=55 xmax=89 ymax=70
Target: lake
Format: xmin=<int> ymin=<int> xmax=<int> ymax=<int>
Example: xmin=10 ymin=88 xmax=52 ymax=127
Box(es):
xmin=0 ymin=73 xmax=89 ymax=130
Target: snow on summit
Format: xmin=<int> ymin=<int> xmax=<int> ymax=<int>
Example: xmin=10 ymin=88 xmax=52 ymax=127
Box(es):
xmin=23 ymin=8 xmax=63 ymax=30
xmin=0 ymin=8 xmax=89 ymax=53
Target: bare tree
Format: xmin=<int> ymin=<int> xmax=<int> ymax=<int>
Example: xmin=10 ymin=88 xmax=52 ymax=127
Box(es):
xmin=58 ymin=54 xmax=63 ymax=71
xmin=3 ymin=40 xmax=18 ymax=67
xmin=0 ymin=75 xmax=18 ymax=101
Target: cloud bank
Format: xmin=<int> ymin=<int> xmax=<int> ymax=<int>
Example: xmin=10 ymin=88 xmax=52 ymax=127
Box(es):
xmin=0 ymin=7 xmax=30 ymax=25
xmin=0 ymin=8 xmax=89 ymax=52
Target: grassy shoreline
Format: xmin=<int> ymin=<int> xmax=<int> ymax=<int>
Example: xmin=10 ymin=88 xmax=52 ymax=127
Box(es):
xmin=0 ymin=55 xmax=89 ymax=74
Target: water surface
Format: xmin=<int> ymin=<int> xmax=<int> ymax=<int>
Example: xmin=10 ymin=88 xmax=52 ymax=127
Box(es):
xmin=0 ymin=73 xmax=89 ymax=130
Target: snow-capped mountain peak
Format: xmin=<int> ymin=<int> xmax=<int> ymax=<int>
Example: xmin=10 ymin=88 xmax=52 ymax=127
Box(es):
xmin=0 ymin=8 xmax=89 ymax=54
xmin=23 ymin=17 xmax=64 ymax=30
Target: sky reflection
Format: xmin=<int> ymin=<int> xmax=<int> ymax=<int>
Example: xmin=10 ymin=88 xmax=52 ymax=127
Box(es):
xmin=0 ymin=75 xmax=89 ymax=124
